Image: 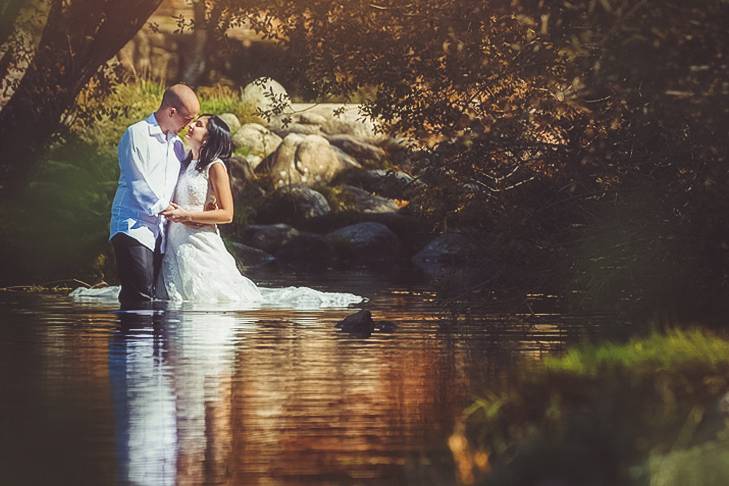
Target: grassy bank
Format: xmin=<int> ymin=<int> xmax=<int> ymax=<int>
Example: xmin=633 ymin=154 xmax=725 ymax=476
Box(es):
xmin=451 ymin=329 xmax=729 ymax=485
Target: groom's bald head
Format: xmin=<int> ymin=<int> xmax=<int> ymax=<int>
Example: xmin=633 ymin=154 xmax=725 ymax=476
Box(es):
xmin=161 ymin=84 xmax=200 ymax=115
xmin=157 ymin=84 xmax=200 ymax=133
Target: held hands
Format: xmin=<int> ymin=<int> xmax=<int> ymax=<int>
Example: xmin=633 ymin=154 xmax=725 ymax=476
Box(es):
xmin=159 ymin=201 xmax=219 ymax=226
xmin=160 ymin=202 xmax=190 ymax=223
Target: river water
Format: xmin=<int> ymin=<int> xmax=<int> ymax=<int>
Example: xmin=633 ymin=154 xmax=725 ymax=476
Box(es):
xmin=0 ymin=268 xmax=614 ymax=485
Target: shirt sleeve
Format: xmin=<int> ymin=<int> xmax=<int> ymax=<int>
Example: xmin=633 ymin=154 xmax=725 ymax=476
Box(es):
xmin=118 ymin=128 xmax=168 ymax=217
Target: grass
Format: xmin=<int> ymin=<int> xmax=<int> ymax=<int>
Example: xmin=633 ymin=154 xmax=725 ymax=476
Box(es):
xmin=545 ymin=329 xmax=729 ymax=376
xmin=72 ymin=80 xmax=259 ymax=153
xmin=452 ymin=329 xmax=729 ymax=485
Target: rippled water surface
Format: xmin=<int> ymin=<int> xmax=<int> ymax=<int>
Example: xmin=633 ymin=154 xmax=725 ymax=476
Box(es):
xmin=0 ymin=268 xmax=614 ymax=485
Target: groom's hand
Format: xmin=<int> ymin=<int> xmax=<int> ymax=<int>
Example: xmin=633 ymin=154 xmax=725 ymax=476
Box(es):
xmin=159 ymin=204 xmax=176 ymax=217
xmin=179 ymin=201 xmax=218 ymax=227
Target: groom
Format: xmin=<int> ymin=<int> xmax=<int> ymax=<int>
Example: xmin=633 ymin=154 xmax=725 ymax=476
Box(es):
xmin=109 ymin=84 xmax=200 ymax=307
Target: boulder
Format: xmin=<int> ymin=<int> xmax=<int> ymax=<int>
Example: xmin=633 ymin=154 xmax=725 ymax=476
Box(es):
xmin=274 ymin=122 xmax=323 ymax=137
xmin=298 ymin=112 xmax=328 ymax=125
xmin=267 ymin=134 xmax=361 ymax=188
xmin=245 ymin=155 xmax=263 ymax=170
xmin=232 ymin=123 xmax=282 ymax=162
xmin=257 ymin=186 xmax=331 ymax=224
xmin=329 ymin=184 xmax=401 ymax=214
xmin=288 ymin=103 xmax=378 ymax=138
xmin=228 ymin=241 xmax=275 ymax=268
xmin=217 ymin=113 xmax=241 ymax=134
xmin=334 ymin=169 xmax=423 ymax=199
xmin=240 ymin=77 xmax=291 ymax=116
xmin=326 ymin=222 xmax=402 ymax=262
xmin=227 ymin=156 xmax=266 ymax=203
xmin=335 ymin=310 xmax=375 ymax=336
xmin=228 ymin=156 xmax=256 ymax=183
xmin=335 ymin=310 xmax=398 ymax=337
xmin=325 ymin=134 xmax=387 ymax=165
xmin=274 ymin=232 xmax=335 ymax=264
xmin=239 ymin=223 xmax=301 ymax=254
xmin=412 ymin=233 xmax=479 ymax=276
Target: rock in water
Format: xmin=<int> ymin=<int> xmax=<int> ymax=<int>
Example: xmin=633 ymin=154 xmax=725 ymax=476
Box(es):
xmin=326 ymin=222 xmax=402 ymax=262
xmin=274 ymin=232 xmax=335 ymax=265
xmin=325 ymin=134 xmax=387 ymax=166
xmin=240 ymin=224 xmax=301 ymax=254
xmin=228 ymin=241 xmax=275 ymax=269
xmin=336 ymin=310 xmax=375 ymax=336
xmin=257 ymin=186 xmax=331 ymax=225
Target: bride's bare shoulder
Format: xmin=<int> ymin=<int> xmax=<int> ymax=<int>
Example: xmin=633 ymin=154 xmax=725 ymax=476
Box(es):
xmin=207 ymin=158 xmax=228 ymax=176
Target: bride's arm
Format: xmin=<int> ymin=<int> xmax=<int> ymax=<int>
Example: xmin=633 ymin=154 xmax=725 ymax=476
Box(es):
xmin=162 ymin=163 xmax=234 ymax=224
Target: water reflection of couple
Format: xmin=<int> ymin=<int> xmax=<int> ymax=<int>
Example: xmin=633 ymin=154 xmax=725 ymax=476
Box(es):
xmin=74 ymin=84 xmax=361 ymax=309
xmin=111 ymin=311 xmax=242 ymax=485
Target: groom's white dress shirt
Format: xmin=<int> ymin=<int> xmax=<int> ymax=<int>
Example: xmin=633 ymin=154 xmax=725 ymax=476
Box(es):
xmin=109 ymin=114 xmax=186 ymax=252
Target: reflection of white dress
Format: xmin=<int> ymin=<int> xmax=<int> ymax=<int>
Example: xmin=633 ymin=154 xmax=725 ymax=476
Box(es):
xmin=71 ymin=158 xmax=363 ymax=309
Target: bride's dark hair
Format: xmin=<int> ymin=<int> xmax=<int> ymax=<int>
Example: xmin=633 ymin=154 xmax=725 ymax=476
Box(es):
xmin=184 ymin=114 xmax=233 ymax=172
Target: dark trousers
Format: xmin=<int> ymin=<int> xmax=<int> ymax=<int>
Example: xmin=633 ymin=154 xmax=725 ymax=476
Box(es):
xmin=111 ymin=233 xmax=162 ymax=308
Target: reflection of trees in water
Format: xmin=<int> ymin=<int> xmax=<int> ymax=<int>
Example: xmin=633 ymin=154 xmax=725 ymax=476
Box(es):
xmin=226 ymin=316 xmax=483 ymax=482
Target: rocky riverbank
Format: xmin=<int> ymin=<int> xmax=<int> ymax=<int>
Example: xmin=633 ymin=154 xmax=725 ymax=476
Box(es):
xmin=221 ymin=78 xmax=478 ymax=280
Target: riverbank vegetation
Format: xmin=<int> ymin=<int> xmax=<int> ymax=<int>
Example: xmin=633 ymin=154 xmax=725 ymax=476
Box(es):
xmin=451 ymin=329 xmax=729 ymax=485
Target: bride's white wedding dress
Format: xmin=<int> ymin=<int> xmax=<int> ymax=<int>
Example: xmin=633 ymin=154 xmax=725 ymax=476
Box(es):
xmin=71 ymin=159 xmax=363 ymax=309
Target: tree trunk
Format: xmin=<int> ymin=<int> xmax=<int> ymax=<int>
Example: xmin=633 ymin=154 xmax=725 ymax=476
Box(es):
xmin=181 ymin=0 xmax=208 ymax=85
xmin=0 ymin=0 xmax=29 ymax=47
xmin=0 ymin=0 xmax=163 ymax=192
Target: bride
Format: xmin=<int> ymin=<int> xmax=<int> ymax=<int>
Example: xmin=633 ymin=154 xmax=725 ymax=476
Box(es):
xmin=73 ymin=115 xmax=362 ymax=309
xmin=156 ymin=114 xmax=261 ymax=303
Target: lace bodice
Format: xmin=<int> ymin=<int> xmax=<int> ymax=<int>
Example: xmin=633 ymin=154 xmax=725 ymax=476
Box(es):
xmin=174 ymin=159 xmax=223 ymax=211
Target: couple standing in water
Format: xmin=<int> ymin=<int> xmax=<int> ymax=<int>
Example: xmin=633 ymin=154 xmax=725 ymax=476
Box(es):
xmin=74 ymin=84 xmax=361 ymax=309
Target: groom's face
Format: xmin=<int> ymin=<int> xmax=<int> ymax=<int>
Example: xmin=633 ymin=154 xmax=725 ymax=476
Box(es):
xmin=170 ymin=107 xmax=197 ymax=133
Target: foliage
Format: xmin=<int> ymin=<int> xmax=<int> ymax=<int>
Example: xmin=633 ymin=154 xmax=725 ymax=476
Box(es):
xmin=0 ymin=0 xmax=163 ymax=186
xmin=452 ymin=329 xmax=729 ymax=485
xmin=0 ymin=139 xmax=117 ymax=284
xmin=207 ymin=0 xmax=729 ymax=317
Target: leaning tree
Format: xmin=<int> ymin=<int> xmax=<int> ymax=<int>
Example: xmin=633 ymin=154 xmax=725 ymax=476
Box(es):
xmin=0 ymin=0 xmax=164 ymax=191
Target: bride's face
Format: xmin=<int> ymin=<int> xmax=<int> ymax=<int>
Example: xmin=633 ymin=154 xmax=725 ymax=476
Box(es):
xmin=185 ymin=116 xmax=209 ymax=148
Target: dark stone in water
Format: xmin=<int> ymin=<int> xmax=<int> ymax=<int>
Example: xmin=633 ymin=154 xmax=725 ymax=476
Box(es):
xmin=228 ymin=241 xmax=275 ymax=268
xmin=240 ymin=223 xmax=301 ymax=254
xmin=336 ymin=309 xmax=373 ymax=334
xmin=335 ymin=310 xmax=397 ymax=336
xmin=275 ymin=232 xmax=335 ymax=265
xmin=326 ymin=222 xmax=403 ymax=263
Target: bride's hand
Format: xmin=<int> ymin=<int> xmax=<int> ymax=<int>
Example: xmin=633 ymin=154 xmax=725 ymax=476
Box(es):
xmin=161 ymin=202 xmax=191 ymax=223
